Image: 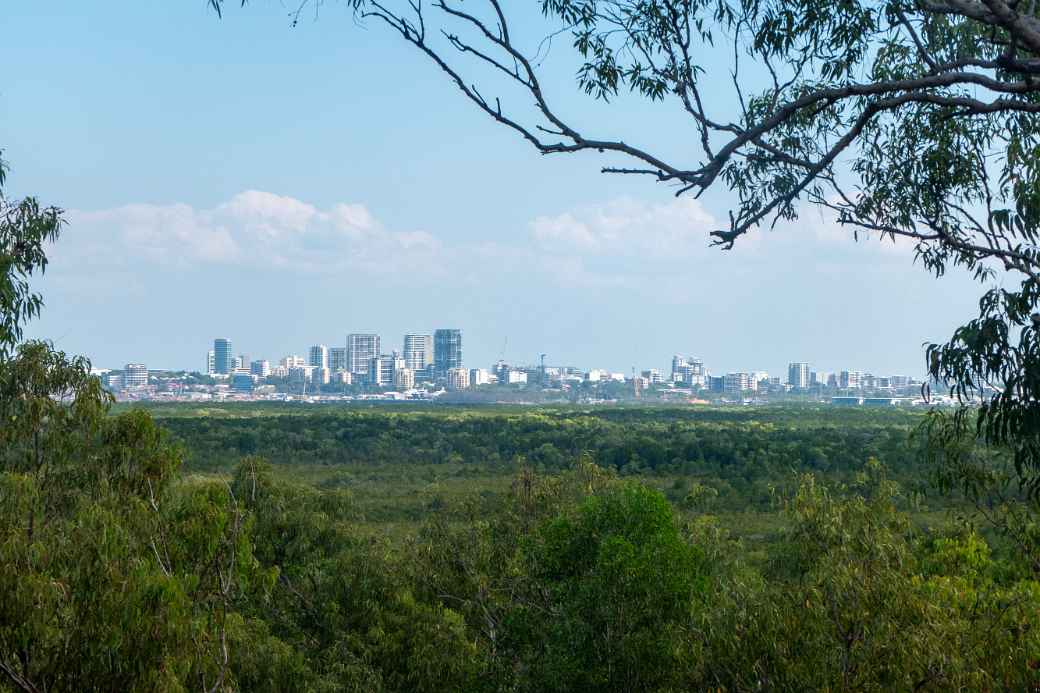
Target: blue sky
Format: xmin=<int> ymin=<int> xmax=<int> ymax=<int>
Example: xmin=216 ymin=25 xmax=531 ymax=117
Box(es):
xmin=3 ymin=1 xmax=985 ymax=376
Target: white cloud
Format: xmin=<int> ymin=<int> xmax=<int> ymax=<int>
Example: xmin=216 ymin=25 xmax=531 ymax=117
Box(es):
xmin=62 ymin=191 xmax=443 ymax=275
xmin=530 ymin=197 xmax=720 ymax=257
xmin=55 ymin=191 xmax=924 ymax=305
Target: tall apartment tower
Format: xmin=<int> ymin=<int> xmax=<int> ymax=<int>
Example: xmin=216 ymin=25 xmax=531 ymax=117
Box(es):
xmin=787 ymin=362 xmax=810 ymax=389
xmin=671 ymin=355 xmax=705 ymax=386
xmin=840 ymin=370 xmax=863 ymax=389
xmin=434 ymin=329 xmax=462 ymax=374
xmin=330 ymin=347 xmax=347 ymax=372
xmin=309 ymin=344 xmax=329 ymax=370
xmin=123 ymin=363 xmax=148 ymax=388
xmin=368 ymin=354 xmax=405 ymax=387
xmin=213 ymin=338 xmax=233 ymax=375
xmin=347 ymin=334 xmax=380 ymax=377
xmin=403 ymin=333 xmax=433 ymax=371
xmin=206 ymin=350 xmax=215 ymax=375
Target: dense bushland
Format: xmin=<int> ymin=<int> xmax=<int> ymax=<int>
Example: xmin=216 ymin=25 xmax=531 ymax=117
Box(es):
xmin=153 ymin=405 xmax=942 ymax=516
xmin=5 ymin=366 xmax=1040 ymax=690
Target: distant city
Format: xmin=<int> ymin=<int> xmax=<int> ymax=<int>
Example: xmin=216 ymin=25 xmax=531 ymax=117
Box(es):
xmin=94 ymin=329 xmax=956 ymax=407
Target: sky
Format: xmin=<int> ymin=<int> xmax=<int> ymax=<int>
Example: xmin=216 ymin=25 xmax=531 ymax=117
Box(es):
xmin=2 ymin=1 xmax=987 ymax=376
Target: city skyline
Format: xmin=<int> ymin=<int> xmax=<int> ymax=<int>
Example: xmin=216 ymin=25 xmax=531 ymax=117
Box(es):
xmin=101 ymin=345 xmax=926 ymax=401
xmin=103 ymin=331 xmax=927 ymax=382
xmin=116 ymin=332 xmax=923 ymax=388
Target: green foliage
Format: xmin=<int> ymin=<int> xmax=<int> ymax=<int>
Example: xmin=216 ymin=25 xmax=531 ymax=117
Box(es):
xmin=154 ymin=404 xmax=930 ymax=512
xmin=518 ymin=483 xmax=706 ymax=691
xmin=699 ymin=470 xmax=1040 ymax=690
xmin=0 ymin=154 xmax=63 ymax=358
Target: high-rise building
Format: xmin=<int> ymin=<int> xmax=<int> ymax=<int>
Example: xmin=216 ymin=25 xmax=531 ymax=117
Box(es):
xmin=641 ymin=369 xmax=664 ymax=384
xmin=367 ymin=354 xmax=404 ymax=387
xmin=280 ymin=354 xmax=306 ymax=369
xmin=723 ymin=372 xmax=751 ymax=394
xmin=213 ymin=338 xmax=233 ymax=375
xmin=330 ymin=347 xmax=347 ymax=372
xmin=671 ymin=355 xmax=705 ymax=387
xmin=470 ymin=368 xmax=491 ymax=386
xmin=447 ymin=367 xmax=470 ymax=390
xmin=393 ymin=367 xmax=415 ymax=391
xmin=840 ymin=370 xmax=863 ymax=388
xmin=434 ymin=329 xmax=462 ymax=374
xmin=309 ymin=344 xmax=329 ymax=370
xmin=403 ymin=333 xmax=433 ymax=371
xmin=788 ymin=362 xmax=810 ymax=389
xmin=347 ymin=334 xmax=380 ymax=377
xmin=206 ymin=350 xmax=215 ymax=375
xmin=250 ymin=359 xmax=271 ymax=378
xmin=123 ymin=363 xmax=148 ymax=388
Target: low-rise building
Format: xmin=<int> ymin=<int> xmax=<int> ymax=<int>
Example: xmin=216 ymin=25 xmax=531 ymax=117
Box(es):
xmin=447 ymin=367 xmax=470 ymax=390
xmin=470 ymin=368 xmax=492 ymax=386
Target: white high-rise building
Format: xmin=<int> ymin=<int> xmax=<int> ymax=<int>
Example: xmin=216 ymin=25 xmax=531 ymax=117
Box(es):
xmin=470 ymin=368 xmax=491 ymax=386
xmin=840 ymin=370 xmax=863 ymax=388
xmin=788 ymin=362 xmax=810 ymax=389
xmin=123 ymin=363 xmax=148 ymax=388
xmin=347 ymin=334 xmax=380 ymax=377
xmin=671 ymin=355 xmax=705 ymax=387
xmin=250 ymin=360 xmax=271 ymax=378
xmin=724 ymin=372 xmax=752 ymax=394
xmin=206 ymin=350 xmax=215 ymax=375
xmin=281 ymin=355 xmax=306 ymax=369
xmin=368 ymin=354 xmax=405 ymax=387
xmin=309 ymin=344 xmax=329 ymax=370
xmin=403 ymin=333 xmax=433 ymax=371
